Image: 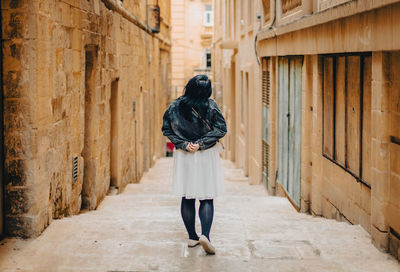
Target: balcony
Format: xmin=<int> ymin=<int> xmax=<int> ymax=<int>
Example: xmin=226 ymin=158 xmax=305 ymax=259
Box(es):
xmin=200 ymin=26 xmax=213 ymax=40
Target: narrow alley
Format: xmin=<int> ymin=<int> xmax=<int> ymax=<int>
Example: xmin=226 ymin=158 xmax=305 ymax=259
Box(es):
xmin=0 ymin=158 xmax=397 ymax=271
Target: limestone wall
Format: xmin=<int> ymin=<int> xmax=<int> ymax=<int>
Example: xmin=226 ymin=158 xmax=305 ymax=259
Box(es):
xmin=2 ymin=0 xmax=170 ymax=237
xmin=212 ymin=0 xmax=263 ymax=185
xmin=255 ymin=0 xmax=400 ymax=260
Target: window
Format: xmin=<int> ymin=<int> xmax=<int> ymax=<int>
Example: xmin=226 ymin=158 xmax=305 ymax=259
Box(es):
xmin=204 ymin=5 xmax=213 ymax=26
xmin=322 ymin=54 xmax=372 ymax=186
xmin=206 ymin=52 xmax=211 ymax=69
xmin=262 ymin=58 xmax=271 ymax=184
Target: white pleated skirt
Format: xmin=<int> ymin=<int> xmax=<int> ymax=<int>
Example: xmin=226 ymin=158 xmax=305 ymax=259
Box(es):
xmin=172 ymin=144 xmax=225 ymax=200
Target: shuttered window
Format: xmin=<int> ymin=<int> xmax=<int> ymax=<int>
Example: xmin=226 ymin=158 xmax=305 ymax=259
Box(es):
xmin=262 ymin=58 xmax=271 ymax=183
xmin=322 ymin=54 xmax=372 ymax=186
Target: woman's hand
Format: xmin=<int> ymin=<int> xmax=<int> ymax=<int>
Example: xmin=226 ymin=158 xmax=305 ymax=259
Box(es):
xmin=186 ymin=142 xmax=200 ymax=152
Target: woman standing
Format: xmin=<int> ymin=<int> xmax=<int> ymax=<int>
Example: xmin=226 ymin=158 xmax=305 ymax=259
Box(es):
xmin=161 ymin=75 xmax=227 ymax=255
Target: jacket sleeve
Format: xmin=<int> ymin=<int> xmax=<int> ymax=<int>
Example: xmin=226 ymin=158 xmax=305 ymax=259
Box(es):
xmin=195 ymin=103 xmax=227 ymax=151
xmin=161 ymin=105 xmax=189 ymax=151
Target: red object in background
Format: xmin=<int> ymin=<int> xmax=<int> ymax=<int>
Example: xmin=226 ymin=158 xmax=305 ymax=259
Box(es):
xmin=167 ymin=142 xmax=175 ymax=152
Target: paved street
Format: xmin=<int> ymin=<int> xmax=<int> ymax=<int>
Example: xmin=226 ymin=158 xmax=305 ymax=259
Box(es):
xmin=0 ymin=158 xmax=399 ymax=272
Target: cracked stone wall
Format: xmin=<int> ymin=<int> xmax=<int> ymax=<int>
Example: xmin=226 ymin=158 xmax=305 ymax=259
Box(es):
xmin=1 ymin=0 xmax=170 ymax=238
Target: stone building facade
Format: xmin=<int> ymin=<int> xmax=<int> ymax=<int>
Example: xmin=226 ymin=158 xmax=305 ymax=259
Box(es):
xmin=212 ymin=0 xmax=263 ymax=184
xmin=171 ymin=0 xmax=213 ymax=100
xmin=0 ymin=0 xmax=171 ymax=238
xmin=214 ymin=0 xmax=400 ymax=260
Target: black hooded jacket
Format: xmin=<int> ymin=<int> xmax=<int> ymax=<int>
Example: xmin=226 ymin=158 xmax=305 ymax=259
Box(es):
xmin=161 ymin=97 xmax=227 ymax=152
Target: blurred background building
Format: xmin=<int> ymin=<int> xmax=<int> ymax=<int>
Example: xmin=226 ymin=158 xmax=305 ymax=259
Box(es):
xmin=171 ymin=0 xmax=213 ymax=101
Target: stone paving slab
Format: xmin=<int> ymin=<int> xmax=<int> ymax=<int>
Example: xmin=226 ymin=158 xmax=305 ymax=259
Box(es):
xmin=0 ymin=158 xmax=399 ymax=272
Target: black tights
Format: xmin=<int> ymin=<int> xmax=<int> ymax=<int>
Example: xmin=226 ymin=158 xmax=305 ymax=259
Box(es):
xmin=180 ymin=197 xmax=214 ymax=241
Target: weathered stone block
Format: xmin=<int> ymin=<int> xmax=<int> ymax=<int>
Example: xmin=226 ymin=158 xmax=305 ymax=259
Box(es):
xmin=371 ymin=225 xmax=389 ymax=252
xmin=3 ymin=70 xmax=23 ymax=98
xmin=71 ymin=6 xmax=83 ymax=28
xmin=53 ymin=71 xmax=67 ymax=98
xmin=359 ymin=184 xmax=371 ymax=214
xmin=5 ymin=187 xmax=32 ymax=215
xmin=36 ymin=14 xmax=52 ymax=41
xmin=371 ymin=81 xmax=391 ymax=112
xmin=372 ymin=52 xmax=390 ymax=82
xmin=4 ymin=130 xmax=30 ymax=159
xmin=2 ymin=0 xmax=27 ymax=10
xmin=35 ymin=97 xmax=53 ymax=125
xmin=52 ymin=24 xmax=71 ymax=49
xmin=371 ymin=168 xmax=390 ymax=201
xmin=51 ymin=96 xmax=64 ymax=122
xmin=3 ymin=98 xmax=31 ymax=130
xmin=80 ymin=0 xmax=94 ymax=12
xmin=5 ymin=159 xmax=27 ymax=187
xmin=2 ymin=11 xmax=24 ymax=39
xmin=390 ymin=112 xmax=400 ymax=139
xmin=371 ymin=196 xmax=389 ymax=231
xmin=37 ymin=0 xmax=54 ymax=16
xmin=71 ymin=28 xmax=82 ymax=51
xmin=371 ymin=111 xmax=390 ymax=142
xmin=36 ymin=129 xmax=51 ymax=156
xmin=59 ymin=1 xmax=71 ymax=27
xmin=389 ymin=51 xmax=400 ymax=82
xmin=358 ymin=208 xmax=371 ymax=234
xmin=36 ymin=41 xmax=52 ymax=69
xmin=4 ymin=214 xmax=35 ymax=238
xmin=72 ymin=50 xmax=82 ymax=72
xmin=389 ymin=173 xmax=400 ymax=209
xmin=388 ymin=205 xmax=400 ymax=235
xmin=2 ymin=40 xmax=22 ymax=71
xmin=36 ymin=68 xmax=52 ymax=98
xmin=371 ymin=139 xmax=389 ymax=172
xmin=390 ymin=143 xmax=400 ymax=176
xmin=55 ymin=48 xmax=64 ymax=70
xmin=65 ymin=72 xmax=74 ymax=93
xmin=389 ymin=229 xmax=400 ymax=260
xmin=49 ymin=172 xmax=67 ymax=218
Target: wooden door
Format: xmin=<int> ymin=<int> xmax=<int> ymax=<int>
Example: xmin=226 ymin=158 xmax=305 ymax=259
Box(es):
xmin=278 ymin=56 xmax=302 ymax=208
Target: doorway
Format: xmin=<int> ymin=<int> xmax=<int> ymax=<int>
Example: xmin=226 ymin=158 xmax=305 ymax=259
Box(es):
xmin=81 ymin=46 xmax=97 ymax=210
xmin=244 ymin=72 xmax=249 ymax=176
xmin=277 ymin=56 xmax=302 ymax=208
xmin=110 ymin=79 xmax=120 ymax=188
